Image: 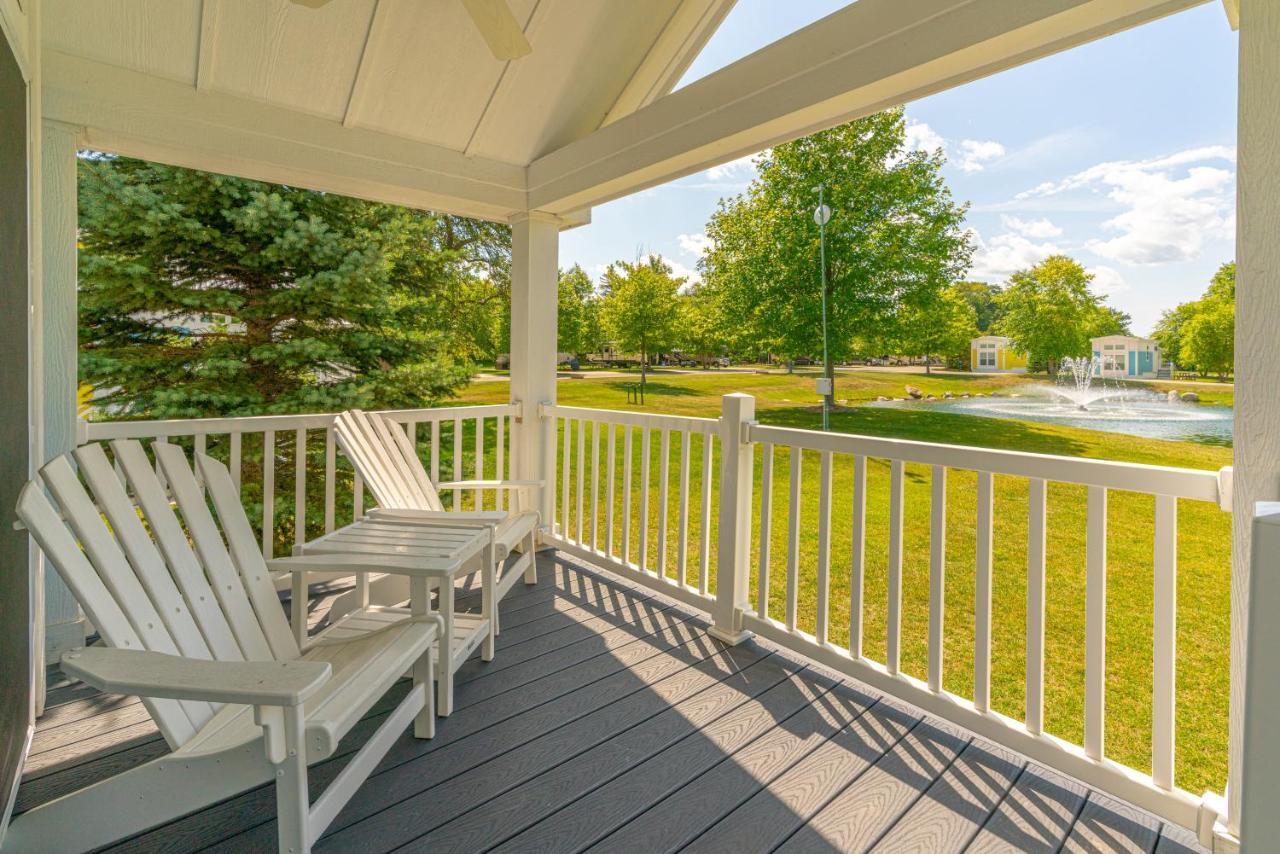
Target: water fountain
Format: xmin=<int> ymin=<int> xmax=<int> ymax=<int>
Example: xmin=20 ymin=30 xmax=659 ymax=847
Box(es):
xmin=869 ymin=352 xmax=1233 ymax=442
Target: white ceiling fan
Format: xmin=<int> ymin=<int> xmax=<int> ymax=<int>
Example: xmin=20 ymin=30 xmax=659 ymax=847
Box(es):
xmin=287 ymin=0 xmax=532 ymax=61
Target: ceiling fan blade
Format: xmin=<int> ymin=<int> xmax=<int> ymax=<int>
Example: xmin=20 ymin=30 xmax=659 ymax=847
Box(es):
xmin=460 ymin=0 xmax=532 ymax=61
xmin=289 ymin=0 xmax=334 ymax=8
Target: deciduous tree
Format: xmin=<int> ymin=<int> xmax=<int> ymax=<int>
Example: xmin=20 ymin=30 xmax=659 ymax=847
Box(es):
xmin=995 ymin=255 xmax=1121 ymax=374
xmin=599 ymin=255 xmax=684 ymax=393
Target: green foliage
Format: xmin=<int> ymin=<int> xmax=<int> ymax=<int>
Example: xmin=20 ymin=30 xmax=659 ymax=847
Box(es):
xmin=702 ymin=108 xmax=972 ymax=373
xmin=995 ymin=255 xmax=1122 ymax=373
xmin=557 ymin=264 xmax=599 ymax=356
xmin=1153 ymin=262 xmax=1235 ymax=376
xmin=677 ymin=282 xmax=733 ymax=366
xmin=599 ymin=256 xmax=685 ymax=368
xmin=895 ymin=285 xmax=979 ymax=372
xmin=79 ymin=156 xmax=508 ymax=419
xmin=951 ymin=280 xmax=1003 ymax=332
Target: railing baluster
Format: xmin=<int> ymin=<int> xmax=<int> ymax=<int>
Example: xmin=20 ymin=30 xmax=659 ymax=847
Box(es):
xmin=496 ymin=415 xmax=506 ymax=511
xmin=324 ymin=426 xmax=336 ymax=533
xmin=590 ymin=421 xmax=601 ymax=550
xmin=699 ymin=434 xmax=712 ymax=596
xmin=975 ymin=471 xmax=994 ymax=713
xmin=353 ymin=471 xmax=363 ymax=519
xmin=474 ymin=417 xmax=484 ymax=510
xmin=622 ymin=426 xmax=633 ymax=565
xmin=658 ymin=429 xmax=670 ymax=578
xmin=757 ymin=443 xmax=774 ymax=618
xmin=262 ymin=430 xmax=275 ymax=559
xmin=230 ymin=431 xmax=242 ymax=493
xmin=816 ymin=450 xmax=833 ymax=645
xmin=928 ymin=465 xmax=947 ymax=693
xmin=1027 ymin=477 xmax=1047 ymax=735
xmin=887 ymin=459 xmax=904 ymax=674
xmin=1085 ymin=484 xmax=1107 ymax=759
xmin=1153 ymin=493 xmax=1177 ymax=790
xmin=452 ymin=417 xmax=462 ymax=511
xmin=294 ymin=428 xmax=307 ymax=547
xmin=850 ymin=455 xmax=866 ymax=659
xmin=193 ymin=433 xmax=207 ymax=489
xmin=606 ymin=424 xmax=617 ymax=557
xmin=786 ymin=446 xmax=802 ymax=633
xmin=639 ymin=427 xmax=651 ymax=573
xmin=678 ymin=430 xmax=691 ymax=587
xmin=430 ymin=419 xmax=441 ymax=485
xmin=561 ymin=417 xmax=572 ymax=538
xmin=576 ymin=418 xmax=586 ymax=544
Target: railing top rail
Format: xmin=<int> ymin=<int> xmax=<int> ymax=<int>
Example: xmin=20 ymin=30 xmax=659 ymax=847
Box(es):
xmin=749 ymin=422 xmax=1222 ymax=503
xmin=80 ymin=403 xmax=518 ymax=441
xmin=546 ymin=404 xmax=718 ymax=435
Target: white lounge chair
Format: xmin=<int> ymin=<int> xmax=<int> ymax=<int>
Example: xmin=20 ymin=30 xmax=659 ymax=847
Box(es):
xmin=9 ymin=439 xmax=443 ymax=854
xmin=330 ymin=409 xmax=541 ymax=622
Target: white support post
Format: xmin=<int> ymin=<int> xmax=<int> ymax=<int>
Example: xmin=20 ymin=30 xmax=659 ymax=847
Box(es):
xmin=1240 ymin=504 xmax=1280 ymax=853
xmin=509 ymin=212 xmax=560 ymax=535
xmin=38 ymin=119 xmax=84 ymax=662
xmin=709 ymin=393 xmax=754 ymax=645
xmin=1230 ymin=0 xmax=1280 ymax=843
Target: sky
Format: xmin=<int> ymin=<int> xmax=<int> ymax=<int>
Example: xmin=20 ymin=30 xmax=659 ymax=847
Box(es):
xmin=559 ymin=1 xmax=1239 ymax=336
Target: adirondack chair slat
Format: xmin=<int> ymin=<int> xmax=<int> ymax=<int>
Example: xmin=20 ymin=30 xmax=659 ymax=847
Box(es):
xmin=16 ymin=483 xmax=198 ymax=748
xmin=74 ymin=444 xmax=216 ymax=664
xmin=159 ymin=445 xmax=299 ymax=661
xmin=40 ymin=456 xmax=219 ymax=732
xmin=110 ymin=440 xmax=246 ymax=662
xmin=115 ymin=440 xmax=274 ymax=661
xmin=334 ymin=411 xmax=419 ymax=511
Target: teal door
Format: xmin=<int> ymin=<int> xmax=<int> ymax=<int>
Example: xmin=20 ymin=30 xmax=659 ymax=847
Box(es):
xmin=1128 ymin=351 xmax=1137 ymax=376
xmin=1139 ymin=350 xmax=1153 ymax=375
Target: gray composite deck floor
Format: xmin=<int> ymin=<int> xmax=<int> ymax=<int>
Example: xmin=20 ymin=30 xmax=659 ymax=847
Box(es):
xmin=18 ymin=551 xmax=1207 ymax=853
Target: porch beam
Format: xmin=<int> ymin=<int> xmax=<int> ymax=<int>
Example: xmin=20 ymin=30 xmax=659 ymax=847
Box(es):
xmin=527 ymin=0 xmax=1207 ymax=214
xmin=42 ymin=51 xmax=527 ymax=223
xmin=1231 ymin=0 xmax=1280 ymax=843
xmin=508 ymin=213 xmax=560 ymax=529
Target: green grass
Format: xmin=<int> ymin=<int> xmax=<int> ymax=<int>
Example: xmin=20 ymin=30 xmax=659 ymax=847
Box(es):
xmin=449 ymin=370 xmax=1232 ymax=795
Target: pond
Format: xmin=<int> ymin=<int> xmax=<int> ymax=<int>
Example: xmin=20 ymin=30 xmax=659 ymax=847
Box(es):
xmin=869 ymin=392 xmax=1234 ymax=445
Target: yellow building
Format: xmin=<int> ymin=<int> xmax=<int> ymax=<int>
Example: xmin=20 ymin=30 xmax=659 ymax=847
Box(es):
xmin=970 ymin=335 xmax=1028 ymax=373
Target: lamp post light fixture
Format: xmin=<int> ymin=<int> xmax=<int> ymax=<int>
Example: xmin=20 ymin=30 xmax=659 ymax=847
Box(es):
xmin=813 ymin=185 xmax=833 ymax=431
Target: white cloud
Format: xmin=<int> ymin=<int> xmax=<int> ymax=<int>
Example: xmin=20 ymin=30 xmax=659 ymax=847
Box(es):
xmin=1086 ymin=265 xmax=1128 ymax=295
xmin=969 ymin=227 xmax=1062 ymax=280
xmin=1007 ymin=146 xmax=1236 ymax=265
xmin=677 ymin=232 xmax=713 ymax=257
xmin=956 ymin=139 xmax=1006 ymax=173
xmin=705 ymin=154 xmax=759 ymax=181
xmin=903 ymin=120 xmax=946 ymax=155
xmin=1001 ymin=216 xmax=1063 ymax=239
xmin=666 ymin=259 xmax=701 ymax=289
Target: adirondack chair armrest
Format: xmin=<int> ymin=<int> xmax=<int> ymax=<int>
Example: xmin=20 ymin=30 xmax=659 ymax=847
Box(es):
xmin=59 ymin=647 xmax=331 ymax=706
xmin=365 ymin=508 xmax=508 ymax=526
xmin=435 ymin=479 xmax=543 ymax=491
xmin=267 ymin=552 xmax=463 ymax=580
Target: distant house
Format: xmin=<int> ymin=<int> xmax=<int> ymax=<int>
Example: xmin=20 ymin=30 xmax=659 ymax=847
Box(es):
xmin=969 ymin=335 xmax=1027 ymax=373
xmin=1092 ymin=334 xmax=1162 ymax=379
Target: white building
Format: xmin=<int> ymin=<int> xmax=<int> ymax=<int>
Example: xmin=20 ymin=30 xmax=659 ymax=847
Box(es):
xmin=1092 ymin=334 xmax=1163 ymax=379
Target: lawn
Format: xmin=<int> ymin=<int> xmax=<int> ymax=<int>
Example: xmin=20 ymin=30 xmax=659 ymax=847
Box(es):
xmin=448 ymin=370 xmax=1233 ymax=796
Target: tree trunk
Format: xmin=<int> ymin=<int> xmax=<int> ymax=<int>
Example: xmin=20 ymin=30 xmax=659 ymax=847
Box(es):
xmin=924 ymin=355 xmax=932 ymax=375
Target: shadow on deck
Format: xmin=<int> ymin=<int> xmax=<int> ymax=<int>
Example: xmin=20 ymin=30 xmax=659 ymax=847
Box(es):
xmin=18 ymin=552 xmax=1205 ymax=853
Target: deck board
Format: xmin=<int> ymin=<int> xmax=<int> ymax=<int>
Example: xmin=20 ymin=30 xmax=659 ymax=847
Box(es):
xmin=15 ymin=551 xmax=1209 ymax=853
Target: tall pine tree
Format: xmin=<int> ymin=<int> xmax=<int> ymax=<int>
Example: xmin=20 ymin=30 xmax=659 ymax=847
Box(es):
xmin=78 ymin=156 xmax=509 ymax=419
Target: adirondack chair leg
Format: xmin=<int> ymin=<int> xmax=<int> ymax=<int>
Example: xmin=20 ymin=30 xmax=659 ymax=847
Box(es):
xmin=414 ymin=643 xmax=436 ymax=738
xmin=275 ymin=705 xmax=310 ymax=854
xmin=483 ymin=538 xmax=496 ymax=661
xmin=523 ymin=526 xmax=538 ymax=584
xmin=291 ymin=569 xmax=308 ymax=649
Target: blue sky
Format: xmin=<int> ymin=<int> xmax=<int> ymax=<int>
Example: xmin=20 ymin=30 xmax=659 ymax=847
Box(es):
xmin=560 ymin=1 xmax=1239 ymax=336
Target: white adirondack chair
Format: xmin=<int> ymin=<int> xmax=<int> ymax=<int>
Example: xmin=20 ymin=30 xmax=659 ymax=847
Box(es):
xmin=9 ymin=439 xmax=443 ymax=854
xmin=330 ymin=409 xmax=540 ymax=623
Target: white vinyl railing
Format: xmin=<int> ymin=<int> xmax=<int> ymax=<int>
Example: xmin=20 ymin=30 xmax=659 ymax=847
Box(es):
xmin=81 ymin=404 xmax=518 ymax=566
xmin=540 ymin=403 xmax=721 ymax=613
xmin=79 ymin=393 xmax=1233 ymax=841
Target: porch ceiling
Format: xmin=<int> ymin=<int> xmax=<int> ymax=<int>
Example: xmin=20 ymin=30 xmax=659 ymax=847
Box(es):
xmin=39 ymin=0 xmax=1210 ymax=223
